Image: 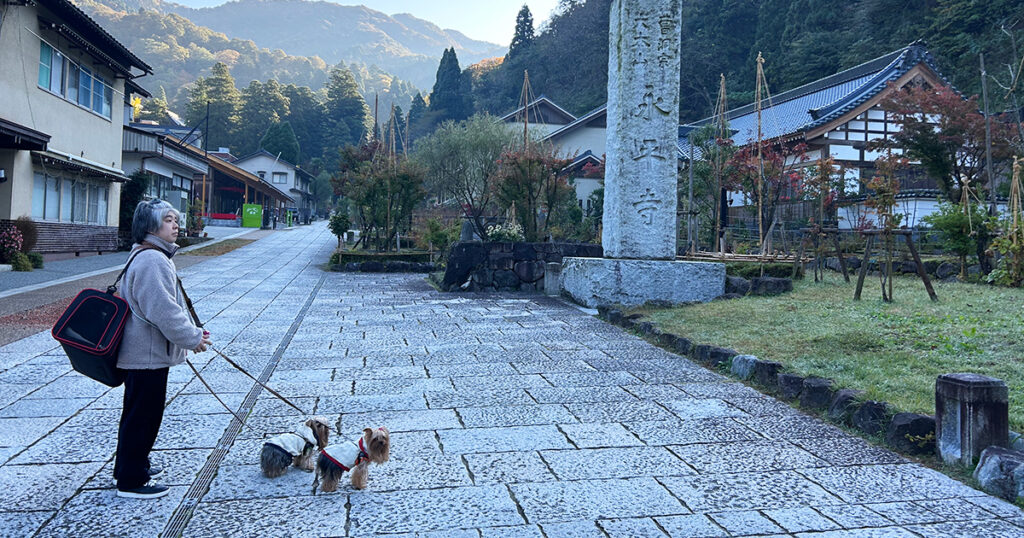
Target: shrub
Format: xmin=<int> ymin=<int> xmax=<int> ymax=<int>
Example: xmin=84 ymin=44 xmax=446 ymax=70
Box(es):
xmin=0 ymin=226 xmax=23 ymax=263
xmin=486 ymin=219 xmax=525 ymax=242
xmin=14 ymin=217 xmax=38 ymax=253
xmin=27 ymin=252 xmax=44 ymax=269
xmin=10 ymin=252 xmax=32 ymax=271
xmin=329 ymin=211 xmax=351 ymax=249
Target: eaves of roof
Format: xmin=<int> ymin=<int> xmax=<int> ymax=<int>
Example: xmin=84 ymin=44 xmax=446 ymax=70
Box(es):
xmin=36 ymin=0 xmax=151 ymax=74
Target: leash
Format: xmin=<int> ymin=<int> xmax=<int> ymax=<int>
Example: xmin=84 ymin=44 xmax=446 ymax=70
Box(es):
xmin=209 ymin=346 xmax=310 ymax=416
xmin=184 ymin=358 xmax=253 ymax=430
xmin=177 ymin=273 xmax=311 ymax=418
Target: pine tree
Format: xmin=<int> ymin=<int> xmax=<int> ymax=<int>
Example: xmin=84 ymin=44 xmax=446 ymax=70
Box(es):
xmin=237 ymin=79 xmax=290 ymax=155
xmin=429 ymin=48 xmax=472 ymax=123
xmin=138 ymin=86 xmax=169 ymax=122
xmin=185 ymin=62 xmax=241 ymax=151
xmin=259 ymin=121 xmax=301 ymax=165
xmin=506 ymin=5 xmax=535 ymax=61
xmin=283 ymin=84 xmax=326 ymax=165
xmin=323 ymin=66 xmax=372 ymax=163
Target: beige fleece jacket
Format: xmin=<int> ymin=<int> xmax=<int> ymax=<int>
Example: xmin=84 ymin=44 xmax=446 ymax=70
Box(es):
xmin=116 ymin=234 xmax=203 ymax=370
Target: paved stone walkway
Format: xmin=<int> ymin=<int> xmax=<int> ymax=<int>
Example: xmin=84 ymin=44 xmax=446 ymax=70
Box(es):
xmin=1 ymin=222 xmax=1023 ymax=537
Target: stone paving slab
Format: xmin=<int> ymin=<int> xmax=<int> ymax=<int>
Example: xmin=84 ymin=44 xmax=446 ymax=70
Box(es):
xmin=660 ymin=470 xmax=844 ymax=512
xmin=511 ymin=477 xmax=687 ymax=524
xmin=34 ymin=486 xmax=188 ymax=537
xmin=347 ymin=485 xmax=523 ymax=534
xmin=540 ymin=446 xmax=696 ymax=480
xmin=0 ymin=510 xmax=55 ymax=538
xmin=0 ymin=462 xmax=105 ymax=510
xmin=437 ymin=425 xmax=573 ymax=455
xmin=463 ymin=451 xmax=557 ymax=484
xmin=458 ymin=404 xmax=577 ymax=428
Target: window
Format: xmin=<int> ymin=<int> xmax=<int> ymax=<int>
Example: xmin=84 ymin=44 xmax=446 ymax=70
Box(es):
xmin=272 ymin=172 xmax=287 ymax=184
xmin=46 ymin=176 xmax=59 ymax=219
xmin=92 ymin=75 xmax=104 ymax=115
xmin=78 ymin=66 xmax=92 ymax=108
xmin=257 ymin=171 xmax=266 ymax=179
xmin=32 ymin=174 xmax=46 ymax=218
xmin=74 ymin=182 xmax=88 ymax=223
xmin=88 ymin=185 xmax=100 ymax=224
xmin=38 ymin=43 xmax=52 ymax=89
xmin=67 ymin=63 xmax=79 ymax=102
xmin=61 ymin=180 xmax=73 ymax=220
xmin=97 ymin=188 xmax=108 ymax=225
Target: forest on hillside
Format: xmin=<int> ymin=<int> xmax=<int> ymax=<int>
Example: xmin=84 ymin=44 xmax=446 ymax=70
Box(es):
xmin=473 ymin=0 xmax=1024 ymax=122
xmin=75 ymin=0 xmax=421 ymax=114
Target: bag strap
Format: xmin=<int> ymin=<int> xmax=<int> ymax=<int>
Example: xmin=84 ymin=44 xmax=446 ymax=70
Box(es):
xmin=108 ymin=243 xmax=159 ymax=294
xmin=176 ymin=277 xmax=203 ymax=329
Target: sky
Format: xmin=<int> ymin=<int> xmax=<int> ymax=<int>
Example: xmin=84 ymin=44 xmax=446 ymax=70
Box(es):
xmin=173 ymin=0 xmax=561 ymax=46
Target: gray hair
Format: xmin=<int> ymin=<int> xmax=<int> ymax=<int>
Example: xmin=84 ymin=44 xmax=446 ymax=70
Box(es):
xmin=132 ymin=199 xmax=179 ymax=244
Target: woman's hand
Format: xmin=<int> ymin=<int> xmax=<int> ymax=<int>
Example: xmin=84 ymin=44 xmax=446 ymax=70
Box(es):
xmin=193 ymin=331 xmax=212 ymax=353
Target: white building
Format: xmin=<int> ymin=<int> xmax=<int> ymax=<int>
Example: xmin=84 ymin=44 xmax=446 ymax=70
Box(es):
xmin=0 ymin=0 xmax=151 ymax=253
xmin=233 ymin=149 xmax=315 ymax=222
xmin=122 ymin=125 xmax=205 ymax=220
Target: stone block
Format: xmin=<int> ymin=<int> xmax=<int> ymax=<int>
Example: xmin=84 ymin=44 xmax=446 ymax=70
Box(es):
xmin=731 ymin=355 xmax=758 ymax=380
xmin=472 ymin=268 xmax=493 ymax=288
xmin=778 ymin=374 xmax=804 ymax=399
xmin=935 ymin=262 xmax=959 ymax=279
xmin=360 ymin=261 xmax=385 ymax=272
xmin=544 ymin=262 xmax=561 ymax=295
xmin=560 ymin=257 xmax=725 ymax=308
xmin=827 ymin=389 xmax=864 ymax=424
xmin=513 ymin=242 xmax=537 ymax=260
xmin=935 ymin=373 xmax=1009 ymax=466
xmin=636 ymin=321 xmax=653 ymax=335
xmin=753 ymin=360 xmax=782 ymax=387
xmin=658 ymin=333 xmax=677 ymax=348
xmin=442 ymin=242 xmax=488 ymax=290
xmin=513 ymin=260 xmax=543 ymax=283
xmin=800 ymin=378 xmax=834 ymax=410
xmin=973 ymin=446 xmax=1024 ymax=501
xmin=852 ymin=401 xmax=891 ymax=435
xmin=673 ymin=336 xmax=692 ymax=356
xmin=606 ymin=309 xmax=623 ymax=325
xmin=493 ymin=270 xmax=521 ymax=290
xmin=750 ymin=276 xmax=793 ymax=296
xmin=725 ymin=276 xmax=751 ymax=295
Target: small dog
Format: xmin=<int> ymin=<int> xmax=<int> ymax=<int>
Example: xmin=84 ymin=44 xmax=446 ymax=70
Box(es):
xmin=315 ymin=427 xmax=390 ymax=492
xmin=259 ymin=416 xmax=332 ymax=478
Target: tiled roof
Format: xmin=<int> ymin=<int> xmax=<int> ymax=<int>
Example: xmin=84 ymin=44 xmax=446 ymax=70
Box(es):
xmin=679 ymin=42 xmax=946 ymax=151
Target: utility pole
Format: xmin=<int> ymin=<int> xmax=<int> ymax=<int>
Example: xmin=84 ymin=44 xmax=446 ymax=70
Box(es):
xmin=981 ymin=53 xmax=996 ymax=216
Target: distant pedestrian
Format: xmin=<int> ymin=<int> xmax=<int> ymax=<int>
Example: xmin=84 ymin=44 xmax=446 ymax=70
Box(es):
xmin=113 ymin=199 xmax=212 ymax=499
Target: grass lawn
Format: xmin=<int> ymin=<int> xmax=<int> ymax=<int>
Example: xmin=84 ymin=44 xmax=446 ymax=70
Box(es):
xmin=635 ymin=272 xmax=1024 ymax=430
xmin=183 ymin=239 xmax=256 ymax=257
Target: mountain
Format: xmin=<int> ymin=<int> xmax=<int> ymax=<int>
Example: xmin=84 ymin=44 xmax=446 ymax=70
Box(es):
xmin=162 ymin=0 xmax=505 ymax=88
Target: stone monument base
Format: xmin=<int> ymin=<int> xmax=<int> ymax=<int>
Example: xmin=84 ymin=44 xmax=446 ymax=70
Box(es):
xmin=560 ymin=257 xmax=725 ymax=308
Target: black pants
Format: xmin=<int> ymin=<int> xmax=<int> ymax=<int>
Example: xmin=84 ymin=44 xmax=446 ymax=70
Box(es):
xmin=113 ymin=367 xmax=168 ymax=490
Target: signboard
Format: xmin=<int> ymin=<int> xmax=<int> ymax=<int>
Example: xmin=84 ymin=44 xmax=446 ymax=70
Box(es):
xmin=242 ymin=204 xmax=262 ymax=228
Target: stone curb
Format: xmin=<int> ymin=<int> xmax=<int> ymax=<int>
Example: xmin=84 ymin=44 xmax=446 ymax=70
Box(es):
xmin=330 ymin=261 xmax=437 ymax=273
xmin=599 ymin=307 xmax=948 ymax=464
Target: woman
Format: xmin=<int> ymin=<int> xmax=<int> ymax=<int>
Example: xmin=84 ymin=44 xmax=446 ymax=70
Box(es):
xmin=113 ymin=199 xmax=212 ymax=499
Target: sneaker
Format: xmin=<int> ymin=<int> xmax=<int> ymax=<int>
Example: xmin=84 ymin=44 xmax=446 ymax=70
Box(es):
xmin=116 ymin=482 xmax=169 ymax=499
xmin=147 ymin=466 xmax=164 ymax=479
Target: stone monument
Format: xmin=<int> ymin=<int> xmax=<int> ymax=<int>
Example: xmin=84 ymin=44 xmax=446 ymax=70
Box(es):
xmin=560 ymin=0 xmax=724 ymax=307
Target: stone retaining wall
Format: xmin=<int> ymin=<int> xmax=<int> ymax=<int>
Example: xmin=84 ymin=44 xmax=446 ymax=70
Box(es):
xmin=441 ymin=242 xmax=602 ymax=292
xmin=825 ymin=256 xmax=968 ymax=281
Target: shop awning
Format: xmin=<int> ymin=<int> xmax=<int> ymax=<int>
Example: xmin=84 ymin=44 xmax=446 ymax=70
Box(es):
xmin=32 ymin=149 xmax=128 ymax=182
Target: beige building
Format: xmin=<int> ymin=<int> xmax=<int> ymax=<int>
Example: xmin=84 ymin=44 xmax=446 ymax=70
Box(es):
xmin=0 ymin=0 xmax=151 ymax=253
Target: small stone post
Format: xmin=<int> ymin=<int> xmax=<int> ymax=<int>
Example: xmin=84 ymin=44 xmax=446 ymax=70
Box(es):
xmin=544 ymin=262 xmax=561 ymax=296
xmin=935 ymin=373 xmax=1009 ymax=466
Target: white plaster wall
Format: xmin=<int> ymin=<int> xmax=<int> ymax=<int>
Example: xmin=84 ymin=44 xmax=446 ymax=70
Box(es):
xmin=549 ymin=127 xmax=607 ymax=161
xmin=0 ymin=5 xmax=125 ymax=168
xmin=235 ymin=153 xmax=296 ymax=193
